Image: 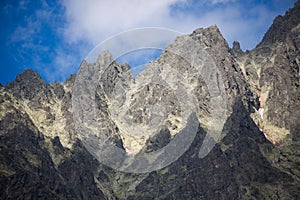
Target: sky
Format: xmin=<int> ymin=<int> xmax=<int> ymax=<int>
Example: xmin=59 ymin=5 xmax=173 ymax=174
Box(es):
xmin=0 ymin=0 xmax=297 ymax=85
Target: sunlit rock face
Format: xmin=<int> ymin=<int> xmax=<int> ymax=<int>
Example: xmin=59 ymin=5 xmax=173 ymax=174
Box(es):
xmin=0 ymin=1 xmax=300 ymax=199
xmin=237 ymin=0 xmax=300 ymax=146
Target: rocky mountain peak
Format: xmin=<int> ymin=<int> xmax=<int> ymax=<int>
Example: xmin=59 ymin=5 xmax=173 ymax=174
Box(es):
xmin=258 ymin=0 xmax=300 ymax=47
xmin=230 ymin=41 xmax=244 ymax=57
xmin=96 ymin=50 xmax=114 ymax=66
xmin=6 ymin=69 xmax=47 ymax=100
xmin=190 ymin=25 xmax=229 ymax=50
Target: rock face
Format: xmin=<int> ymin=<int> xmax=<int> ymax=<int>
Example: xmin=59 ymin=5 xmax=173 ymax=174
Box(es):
xmin=0 ymin=1 xmax=300 ymax=199
xmin=237 ymin=0 xmax=300 ymax=146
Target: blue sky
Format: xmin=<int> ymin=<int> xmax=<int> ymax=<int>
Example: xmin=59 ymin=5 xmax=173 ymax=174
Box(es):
xmin=0 ymin=0 xmax=297 ymax=85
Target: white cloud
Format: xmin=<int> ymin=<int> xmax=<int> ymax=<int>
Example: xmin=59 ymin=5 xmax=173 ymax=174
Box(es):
xmin=62 ymin=0 xmax=185 ymax=45
xmin=61 ymin=0 xmax=279 ymax=52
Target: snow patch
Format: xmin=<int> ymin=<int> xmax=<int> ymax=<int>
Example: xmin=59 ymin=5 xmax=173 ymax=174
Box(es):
xmin=258 ymin=108 xmax=264 ymax=120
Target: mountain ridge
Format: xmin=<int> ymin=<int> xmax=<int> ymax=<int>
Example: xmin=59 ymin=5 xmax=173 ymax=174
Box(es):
xmin=0 ymin=1 xmax=299 ymax=199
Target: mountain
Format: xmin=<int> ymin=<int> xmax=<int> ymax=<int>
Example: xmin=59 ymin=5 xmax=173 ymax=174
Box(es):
xmin=0 ymin=1 xmax=299 ymax=199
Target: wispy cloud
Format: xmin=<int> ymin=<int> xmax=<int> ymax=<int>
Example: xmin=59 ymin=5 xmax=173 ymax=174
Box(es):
xmin=210 ymin=0 xmax=236 ymax=4
xmin=7 ymin=0 xmax=79 ymax=82
xmin=44 ymin=47 xmax=79 ymax=82
xmin=10 ymin=21 xmax=40 ymax=43
xmin=18 ymin=0 xmax=30 ymax=10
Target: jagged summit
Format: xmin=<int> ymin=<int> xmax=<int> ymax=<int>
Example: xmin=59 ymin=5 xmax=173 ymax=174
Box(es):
xmin=230 ymin=41 xmax=244 ymax=57
xmin=190 ymin=25 xmax=229 ymax=50
xmin=6 ymin=69 xmax=47 ymax=99
xmin=258 ymin=0 xmax=300 ymax=47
